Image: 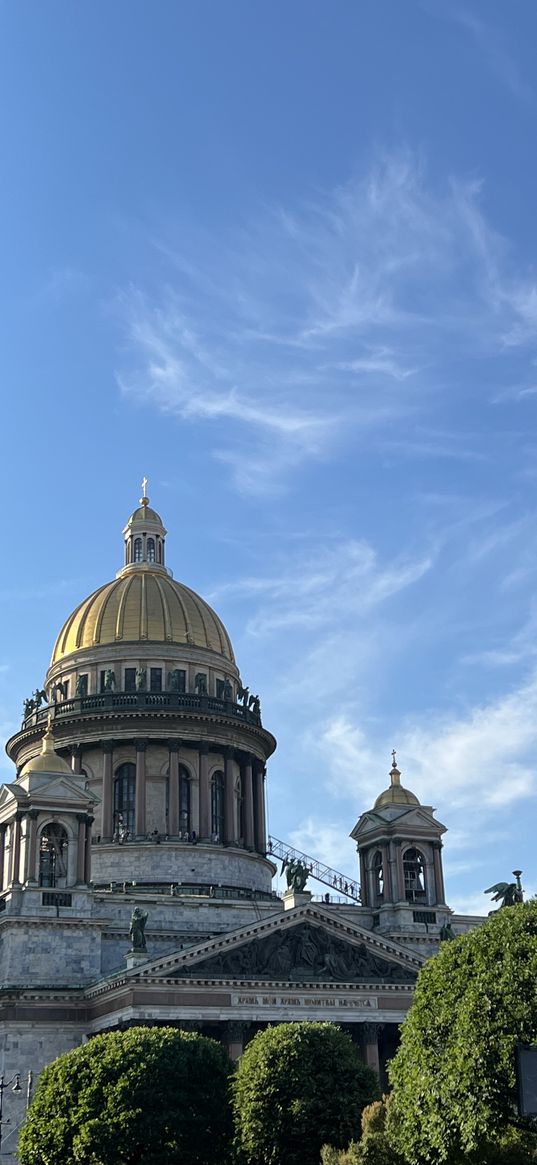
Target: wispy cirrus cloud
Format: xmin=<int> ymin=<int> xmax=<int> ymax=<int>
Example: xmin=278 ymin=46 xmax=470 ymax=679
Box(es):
xmin=210 ymin=537 xmax=433 ymax=637
xmin=445 ymin=7 xmax=534 ymax=106
xmin=116 ymin=153 xmax=537 ymax=493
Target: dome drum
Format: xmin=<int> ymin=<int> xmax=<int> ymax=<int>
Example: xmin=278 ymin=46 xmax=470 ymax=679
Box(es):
xmin=91 ymin=843 xmax=276 ymax=895
xmin=45 ymin=642 xmax=241 ymax=711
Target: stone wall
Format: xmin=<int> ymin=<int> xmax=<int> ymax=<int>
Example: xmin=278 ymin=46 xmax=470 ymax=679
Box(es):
xmin=92 ymin=841 xmax=274 ymax=892
xmin=0 ymin=919 xmax=102 ymax=987
xmin=0 ymin=1020 xmax=87 ymax=1162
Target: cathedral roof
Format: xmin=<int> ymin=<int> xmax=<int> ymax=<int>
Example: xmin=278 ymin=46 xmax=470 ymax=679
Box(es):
xmin=51 ymin=573 xmax=235 ymax=664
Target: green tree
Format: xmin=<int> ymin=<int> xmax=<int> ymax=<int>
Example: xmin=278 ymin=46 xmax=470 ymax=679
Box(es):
xmin=18 ymin=1026 xmax=232 ymax=1165
xmin=322 ymin=1097 xmax=405 ymax=1165
xmin=232 ymin=1021 xmax=379 ymax=1165
xmin=388 ymin=902 xmax=537 ymax=1163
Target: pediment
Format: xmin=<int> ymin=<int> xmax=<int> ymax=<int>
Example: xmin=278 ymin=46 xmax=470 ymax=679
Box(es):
xmin=133 ymin=904 xmax=423 ymax=986
xmin=0 ymin=783 xmax=25 ymax=812
xmin=352 ymin=805 xmax=446 ymax=838
xmin=15 ymin=774 xmax=97 ymax=807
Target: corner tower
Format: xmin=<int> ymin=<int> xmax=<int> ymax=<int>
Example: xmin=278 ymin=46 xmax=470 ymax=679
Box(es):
xmin=7 ymin=490 xmax=276 ymax=900
xmin=351 ymin=753 xmax=449 ymax=943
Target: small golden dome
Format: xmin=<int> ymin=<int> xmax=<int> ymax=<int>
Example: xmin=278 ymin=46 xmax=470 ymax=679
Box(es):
xmin=374 ymin=753 xmax=420 ymax=810
xmin=51 ymin=571 xmax=235 ymax=664
xmin=125 ymin=505 xmax=164 ymax=528
xmin=20 ymin=722 xmax=72 ymax=777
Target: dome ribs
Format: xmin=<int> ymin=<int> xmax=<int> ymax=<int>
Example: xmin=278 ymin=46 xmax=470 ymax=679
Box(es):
xmin=50 ymin=574 xmax=234 ymax=662
xmin=154 ymin=576 xmax=173 ymax=642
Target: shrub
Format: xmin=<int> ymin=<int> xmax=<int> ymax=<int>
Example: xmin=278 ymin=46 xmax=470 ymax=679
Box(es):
xmin=232 ymin=1021 xmax=379 ymax=1165
xmin=18 ymin=1026 xmax=232 ymax=1165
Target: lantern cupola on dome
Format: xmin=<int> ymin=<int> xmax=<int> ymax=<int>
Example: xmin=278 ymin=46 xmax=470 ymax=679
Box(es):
xmin=121 ymin=477 xmax=169 ymax=576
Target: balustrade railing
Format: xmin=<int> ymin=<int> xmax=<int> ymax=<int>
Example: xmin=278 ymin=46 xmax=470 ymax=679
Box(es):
xmin=21 ymin=691 xmax=261 ymax=728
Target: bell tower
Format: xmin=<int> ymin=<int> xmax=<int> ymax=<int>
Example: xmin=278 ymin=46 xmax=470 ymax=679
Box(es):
xmin=351 ymin=753 xmax=451 ymax=943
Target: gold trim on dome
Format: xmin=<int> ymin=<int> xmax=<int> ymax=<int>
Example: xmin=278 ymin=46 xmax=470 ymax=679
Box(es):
xmin=154 ymin=575 xmax=173 ymax=641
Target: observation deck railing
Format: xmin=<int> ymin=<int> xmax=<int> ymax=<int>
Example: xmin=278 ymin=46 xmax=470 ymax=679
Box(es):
xmin=268 ymin=835 xmax=360 ymax=902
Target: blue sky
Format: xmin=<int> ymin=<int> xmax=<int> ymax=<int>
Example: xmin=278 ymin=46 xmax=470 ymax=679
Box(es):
xmin=2 ymin=0 xmax=537 ymax=913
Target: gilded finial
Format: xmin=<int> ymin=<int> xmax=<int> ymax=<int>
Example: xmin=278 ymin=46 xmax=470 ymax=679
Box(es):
xmin=140 ymin=476 xmax=149 ymax=506
xmin=390 ymin=749 xmax=401 ymax=785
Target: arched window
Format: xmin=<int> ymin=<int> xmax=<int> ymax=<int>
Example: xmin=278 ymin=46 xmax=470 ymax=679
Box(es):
xmin=147 ymin=538 xmax=155 ymax=563
xmin=39 ymin=824 xmax=68 ymax=888
xmin=114 ymin=763 xmax=136 ymax=835
xmin=211 ymin=770 xmax=224 ymax=841
xmin=403 ymin=847 xmax=426 ymax=902
xmin=133 ymin=538 xmax=142 ymax=563
xmin=179 ymin=765 xmax=191 ymax=835
xmin=372 ymin=850 xmax=384 ymax=905
xmin=157 ymin=539 xmax=162 ymax=563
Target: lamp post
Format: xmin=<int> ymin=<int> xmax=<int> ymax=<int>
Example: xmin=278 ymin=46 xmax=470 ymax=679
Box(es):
xmin=0 ymin=1072 xmax=22 ymax=1152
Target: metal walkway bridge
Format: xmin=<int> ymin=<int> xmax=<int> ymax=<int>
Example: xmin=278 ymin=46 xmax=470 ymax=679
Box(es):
xmin=268 ymin=835 xmax=360 ymax=902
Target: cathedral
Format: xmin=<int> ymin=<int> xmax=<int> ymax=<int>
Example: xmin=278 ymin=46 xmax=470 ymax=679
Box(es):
xmin=0 ymin=490 xmax=479 ymax=1156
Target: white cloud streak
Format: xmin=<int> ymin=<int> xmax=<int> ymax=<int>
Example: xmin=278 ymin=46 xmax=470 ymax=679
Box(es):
xmin=116 ymin=153 xmax=537 ymax=493
xmin=211 ymin=538 xmax=432 ymax=637
xmin=318 ymin=670 xmax=537 ymax=812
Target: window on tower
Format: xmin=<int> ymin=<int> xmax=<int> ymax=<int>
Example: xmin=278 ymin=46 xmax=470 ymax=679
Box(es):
xmin=179 ymin=766 xmax=191 ymax=835
xmin=403 ymin=847 xmax=426 ymax=902
xmin=147 ymin=538 xmax=156 ymax=562
xmin=39 ymin=824 xmax=68 ymax=888
xmin=372 ymin=850 xmax=384 ymax=905
xmin=133 ymin=538 xmax=142 ymax=563
xmin=211 ymin=771 xmax=224 ymax=841
xmin=114 ymin=763 xmax=136 ymax=835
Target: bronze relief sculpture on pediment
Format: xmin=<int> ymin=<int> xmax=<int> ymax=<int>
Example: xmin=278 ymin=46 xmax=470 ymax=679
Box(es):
xmin=177 ymin=923 xmax=415 ymax=983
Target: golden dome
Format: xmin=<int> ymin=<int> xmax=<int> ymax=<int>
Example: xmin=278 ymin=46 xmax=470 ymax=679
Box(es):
xmin=20 ymin=722 xmax=73 ymax=777
xmin=374 ymin=756 xmax=420 ymax=810
xmin=51 ymin=569 xmax=235 ymax=664
xmin=125 ymin=505 xmax=165 ymax=527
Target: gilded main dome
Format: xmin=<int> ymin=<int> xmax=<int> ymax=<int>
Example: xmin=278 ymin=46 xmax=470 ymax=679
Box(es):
xmin=51 ymin=570 xmax=235 ymax=664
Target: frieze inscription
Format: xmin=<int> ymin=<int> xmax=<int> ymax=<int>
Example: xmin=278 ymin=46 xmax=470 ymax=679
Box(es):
xmin=233 ymin=994 xmax=378 ymax=1008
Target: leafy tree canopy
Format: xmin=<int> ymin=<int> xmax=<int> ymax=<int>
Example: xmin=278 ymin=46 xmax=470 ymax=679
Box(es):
xmin=388 ymin=902 xmax=537 ymax=1164
xmin=232 ymin=1020 xmax=379 ymax=1165
xmin=18 ymin=1026 xmax=232 ymax=1165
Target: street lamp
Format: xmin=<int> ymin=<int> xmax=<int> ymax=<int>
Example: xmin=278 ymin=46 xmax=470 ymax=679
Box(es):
xmin=0 ymin=1072 xmax=22 ymax=1152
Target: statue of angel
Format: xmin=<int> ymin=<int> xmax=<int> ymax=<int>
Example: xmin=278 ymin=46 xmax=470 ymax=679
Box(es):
xmin=484 ymin=872 xmax=523 ymax=909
